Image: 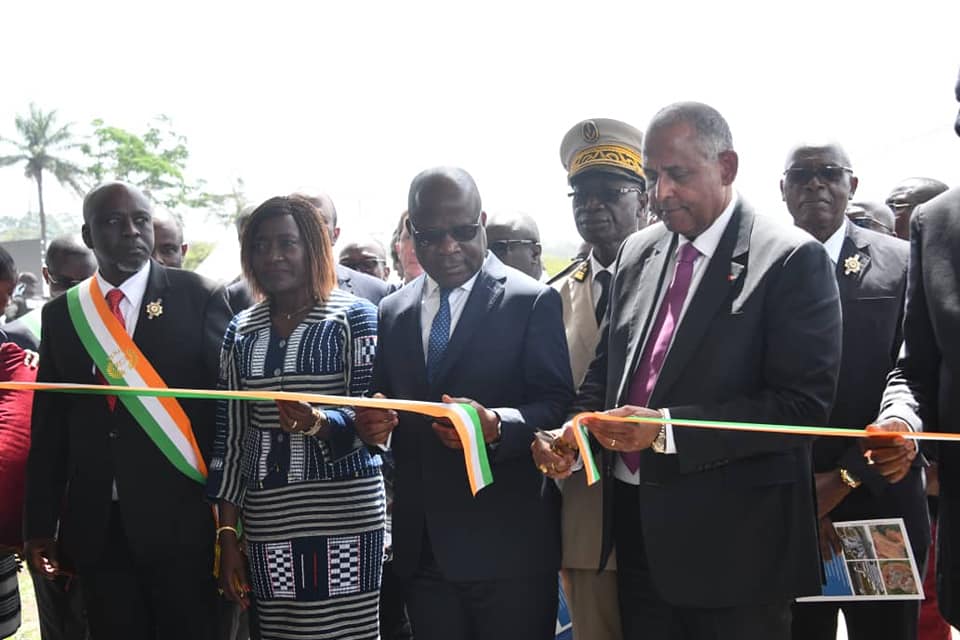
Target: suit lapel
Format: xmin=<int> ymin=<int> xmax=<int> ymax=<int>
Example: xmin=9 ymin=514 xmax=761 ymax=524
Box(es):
xmin=615 ymin=232 xmax=676 ymax=403
xmin=397 ymin=278 xmax=429 ymax=391
xmin=430 ymin=261 xmax=505 ymax=391
xmin=836 ymin=225 xmax=872 ymax=299
xmin=132 ymin=261 xmax=169 ymax=345
xmin=650 ymin=205 xmax=752 ymax=405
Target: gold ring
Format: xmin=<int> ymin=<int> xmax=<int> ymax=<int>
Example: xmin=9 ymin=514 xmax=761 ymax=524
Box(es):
xmin=865 ymin=451 xmax=875 ymax=465
xmin=610 ymin=438 xmax=617 ymax=448
xmin=538 ymin=464 xmax=549 ymax=474
xmin=291 ymin=420 xmax=298 ymax=430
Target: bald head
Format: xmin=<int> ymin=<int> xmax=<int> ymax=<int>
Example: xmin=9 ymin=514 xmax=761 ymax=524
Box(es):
xmin=152 ymin=208 xmax=188 ymax=268
xmin=407 ymin=167 xmax=486 ymax=289
xmin=847 ymin=200 xmax=895 ymax=236
xmin=83 ymin=181 xmax=152 ymax=223
xmin=783 ymin=142 xmax=852 ymax=171
xmin=781 ymin=142 xmax=858 ymax=242
xmin=486 ymin=212 xmax=542 ymax=280
xmin=339 ymin=237 xmax=390 ymax=280
xmin=298 ymin=193 xmax=340 ymax=244
xmin=408 ymin=167 xmax=482 ymax=222
xmin=45 ymin=235 xmax=97 ymax=296
xmin=886 ymin=177 xmax=949 ymax=239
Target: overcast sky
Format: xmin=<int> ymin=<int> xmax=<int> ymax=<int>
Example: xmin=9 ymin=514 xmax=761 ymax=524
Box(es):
xmin=2 ymin=0 xmax=958 ymax=255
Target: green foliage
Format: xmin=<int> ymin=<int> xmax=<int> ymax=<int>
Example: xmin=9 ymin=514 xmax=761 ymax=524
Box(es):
xmin=182 ymin=240 xmax=214 ymax=271
xmin=0 ymin=104 xmax=86 ymax=259
xmin=79 ymin=116 xmax=228 ymax=216
xmin=542 ymin=253 xmax=576 ymax=279
xmin=0 ymin=210 xmax=78 ymax=241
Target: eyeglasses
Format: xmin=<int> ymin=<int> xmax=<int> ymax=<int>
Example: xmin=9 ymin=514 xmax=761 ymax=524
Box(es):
xmin=45 ymin=273 xmax=86 ymax=290
xmin=407 ymin=216 xmax=482 ymax=247
xmin=783 ymin=165 xmax=853 ymax=185
xmin=490 ymin=239 xmax=540 ymax=253
xmin=341 ymin=257 xmax=386 ymax=271
xmin=567 ymin=186 xmax=644 ymax=206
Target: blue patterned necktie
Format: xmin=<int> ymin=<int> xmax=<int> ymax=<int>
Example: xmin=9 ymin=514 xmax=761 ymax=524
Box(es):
xmin=426 ymin=288 xmax=452 ymax=383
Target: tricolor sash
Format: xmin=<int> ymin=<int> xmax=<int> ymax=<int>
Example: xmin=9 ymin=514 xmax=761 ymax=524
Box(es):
xmin=66 ymin=278 xmax=207 ymax=483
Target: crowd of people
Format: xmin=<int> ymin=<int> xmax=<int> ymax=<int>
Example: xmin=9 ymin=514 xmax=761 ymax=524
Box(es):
xmin=0 ymin=71 xmax=959 ymax=640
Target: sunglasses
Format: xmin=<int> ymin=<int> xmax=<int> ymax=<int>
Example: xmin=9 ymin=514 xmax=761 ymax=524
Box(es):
xmin=490 ymin=239 xmax=540 ymax=253
xmin=568 ymin=186 xmax=643 ymax=206
xmin=45 ymin=273 xmax=86 ymax=289
xmin=406 ymin=216 xmax=482 ymax=247
xmin=783 ymin=165 xmax=853 ymax=185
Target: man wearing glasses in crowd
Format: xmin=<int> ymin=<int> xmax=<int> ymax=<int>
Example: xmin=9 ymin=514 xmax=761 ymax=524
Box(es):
xmin=781 ymin=143 xmax=925 ymax=640
xmin=545 ymin=117 xmax=649 ymax=640
xmin=339 ymin=237 xmax=392 ymax=281
xmin=486 ymin=211 xmax=543 ymax=280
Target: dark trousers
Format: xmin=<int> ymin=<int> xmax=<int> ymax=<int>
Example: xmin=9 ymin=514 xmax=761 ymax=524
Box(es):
xmin=614 ymin=480 xmax=792 ymax=640
xmin=28 ymin=564 xmax=89 ymax=640
xmin=78 ymin=505 xmax=218 ymax=640
xmin=380 ymin=560 xmax=413 ymax=640
xmin=792 ymin=599 xmax=919 ymax=640
xmin=937 ymin=496 xmax=960 ymax=627
xmin=403 ymin=538 xmax=557 ymax=640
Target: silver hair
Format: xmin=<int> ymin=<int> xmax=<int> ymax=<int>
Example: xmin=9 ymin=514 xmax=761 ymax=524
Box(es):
xmin=647 ymin=102 xmax=733 ymax=159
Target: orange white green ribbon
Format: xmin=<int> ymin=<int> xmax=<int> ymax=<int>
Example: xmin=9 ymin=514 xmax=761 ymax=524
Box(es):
xmin=67 ymin=278 xmax=208 ymax=483
xmin=0 ymin=381 xmax=495 ymax=495
xmin=571 ymin=412 xmax=960 ymax=486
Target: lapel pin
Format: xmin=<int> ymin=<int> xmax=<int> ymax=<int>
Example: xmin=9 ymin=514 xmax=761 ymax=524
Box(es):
xmin=843 ymin=254 xmax=862 ymax=276
xmin=146 ymin=298 xmax=164 ymax=320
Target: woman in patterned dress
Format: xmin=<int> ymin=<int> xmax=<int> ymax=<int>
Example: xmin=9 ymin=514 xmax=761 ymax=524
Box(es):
xmin=207 ymin=195 xmax=385 ymax=640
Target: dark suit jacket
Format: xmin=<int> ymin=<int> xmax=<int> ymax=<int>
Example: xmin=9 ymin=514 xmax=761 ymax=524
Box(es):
xmin=371 ymin=255 xmax=574 ymax=582
xmin=24 ymin=261 xmax=232 ymax=566
xmin=225 ymin=265 xmax=390 ymax=313
xmin=2 ymin=318 xmax=40 ymax=352
xmin=816 ymin=224 xmax=928 ymax=562
xmin=336 ymin=264 xmax=390 ymax=305
xmin=576 ymin=201 xmax=842 ymax=607
xmin=881 ymin=187 xmax=960 ymax=496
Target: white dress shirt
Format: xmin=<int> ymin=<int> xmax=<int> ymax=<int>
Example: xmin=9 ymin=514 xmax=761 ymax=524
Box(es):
xmin=821 ymin=221 xmax=848 ymax=265
xmin=420 ymin=270 xmax=480 ymax=362
xmin=614 ymin=193 xmax=739 ymax=484
xmin=94 ymin=261 xmax=151 ymax=500
xmin=94 ymin=262 xmax=151 ymax=336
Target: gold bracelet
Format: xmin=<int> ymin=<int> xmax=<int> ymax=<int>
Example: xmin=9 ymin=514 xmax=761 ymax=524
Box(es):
xmin=839 ymin=468 xmax=862 ymax=489
xmin=303 ymin=408 xmax=326 ymax=437
xmin=216 ymin=525 xmax=239 ymax=541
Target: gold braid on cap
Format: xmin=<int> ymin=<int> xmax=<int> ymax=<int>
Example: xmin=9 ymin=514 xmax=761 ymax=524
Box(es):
xmin=570 ymin=144 xmax=644 ymax=179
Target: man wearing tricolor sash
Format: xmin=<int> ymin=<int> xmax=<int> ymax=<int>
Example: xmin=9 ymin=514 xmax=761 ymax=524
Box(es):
xmin=24 ymin=182 xmax=232 ymax=640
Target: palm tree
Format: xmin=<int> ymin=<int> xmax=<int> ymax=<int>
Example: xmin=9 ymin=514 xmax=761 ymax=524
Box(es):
xmin=0 ymin=104 xmax=86 ymax=261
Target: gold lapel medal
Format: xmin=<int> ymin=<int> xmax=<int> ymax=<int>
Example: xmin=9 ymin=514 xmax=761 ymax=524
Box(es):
xmin=843 ymin=254 xmax=862 ymax=276
xmin=146 ymin=298 xmax=164 ymax=320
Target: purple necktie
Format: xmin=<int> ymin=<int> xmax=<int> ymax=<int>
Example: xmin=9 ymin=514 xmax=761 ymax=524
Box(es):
xmin=622 ymin=242 xmax=700 ymax=472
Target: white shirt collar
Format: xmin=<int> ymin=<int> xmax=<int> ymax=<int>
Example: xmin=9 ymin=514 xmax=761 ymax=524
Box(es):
xmin=821 ymin=220 xmax=848 ymax=264
xmin=94 ymin=260 xmax=151 ymax=309
xmin=588 ymin=251 xmax=614 ymax=282
xmin=423 ymin=267 xmax=480 ymax=298
xmin=678 ymin=191 xmax=739 ymax=259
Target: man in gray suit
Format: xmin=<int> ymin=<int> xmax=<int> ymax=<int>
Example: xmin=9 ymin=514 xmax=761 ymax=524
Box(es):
xmin=538 ymin=102 xmax=842 ymax=640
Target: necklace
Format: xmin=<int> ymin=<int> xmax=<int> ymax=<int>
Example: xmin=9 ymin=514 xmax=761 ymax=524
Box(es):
xmin=275 ymin=300 xmax=315 ymax=321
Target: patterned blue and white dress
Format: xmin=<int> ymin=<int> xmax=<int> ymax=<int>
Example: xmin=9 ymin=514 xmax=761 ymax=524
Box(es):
xmin=207 ymin=290 xmax=384 ymax=640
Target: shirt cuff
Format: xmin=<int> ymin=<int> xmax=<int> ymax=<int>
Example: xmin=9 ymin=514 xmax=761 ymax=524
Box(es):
xmin=377 ymin=432 xmax=393 ymax=452
xmin=662 ymin=408 xmax=677 ymax=454
xmin=877 ymin=404 xmax=922 ymax=432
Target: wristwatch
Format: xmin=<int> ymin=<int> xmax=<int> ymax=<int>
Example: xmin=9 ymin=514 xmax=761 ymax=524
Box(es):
xmin=650 ymin=412 xmax=668 ymax=454
xmin=839 ymin=468 xmax=862 ymax=489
